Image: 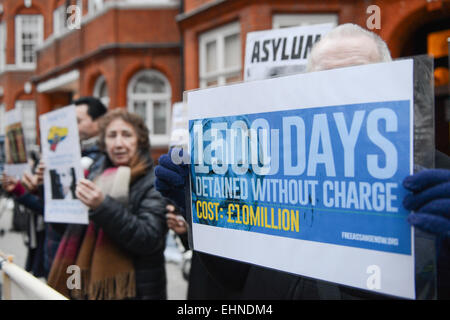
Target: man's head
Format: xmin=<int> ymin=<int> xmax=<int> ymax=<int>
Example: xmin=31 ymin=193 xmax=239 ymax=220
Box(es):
xmin=74 ymin=97 xmax=107 ymax=141
xmin=306 ymin=23 xmax=392 ymax=72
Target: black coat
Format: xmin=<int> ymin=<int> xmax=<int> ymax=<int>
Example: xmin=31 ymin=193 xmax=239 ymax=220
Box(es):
xmin=89 ymin=167 xmax=169 ymax=300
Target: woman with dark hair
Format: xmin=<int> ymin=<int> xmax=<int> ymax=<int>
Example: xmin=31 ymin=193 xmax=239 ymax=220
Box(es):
xmin=48 ymin=109 xmax=168 ymax=300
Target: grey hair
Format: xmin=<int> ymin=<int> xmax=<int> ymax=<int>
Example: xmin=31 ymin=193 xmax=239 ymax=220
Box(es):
xmin=306 ymin=23 xmax=392 ymax=72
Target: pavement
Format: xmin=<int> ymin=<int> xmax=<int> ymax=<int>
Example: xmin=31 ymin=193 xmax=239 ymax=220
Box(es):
xmin=0 ymin=197 xmax=189 ymax=300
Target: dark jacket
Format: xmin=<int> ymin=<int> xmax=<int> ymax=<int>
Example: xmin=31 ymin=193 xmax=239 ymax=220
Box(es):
xmin=89 ymin=166 xmax=169 ymax=300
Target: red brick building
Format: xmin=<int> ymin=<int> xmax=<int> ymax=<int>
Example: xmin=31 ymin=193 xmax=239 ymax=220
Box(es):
xmin=0 ymin=0 xmax=449 ymax=161
xmin=0 ymin=0 xmax=182 ymax=160
xmin=178 ymin=0 xmax=450 ymax=155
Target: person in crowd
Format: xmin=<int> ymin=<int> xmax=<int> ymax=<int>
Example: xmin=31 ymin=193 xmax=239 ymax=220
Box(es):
xmin=1 ymin=97 xmax=108 ymax=279
xmin=47 ymin=109 xmax=169 ymax=300
xmin=44 ymin=97 xmax=108 ymax=274
xmin=74 ymin=97 xmax=108 ymax=175
xmin=156 ymin=23 xmax=450 ymax=299
xmin=2 ymin=158 xmax=46 ymax=278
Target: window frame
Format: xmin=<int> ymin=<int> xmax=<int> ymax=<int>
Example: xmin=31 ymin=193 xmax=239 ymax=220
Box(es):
xmin=53 ymin=5 xmax=67 ymax=37
xmin=127 ymin=69 xmax=172 ymax=146
xmin=199 ymin=21 xmax=242 ymax=89
xmin=88 ymin=0 xmax=104 ymax=16
xmin=15 ymin=14 xmax=44 ymax=68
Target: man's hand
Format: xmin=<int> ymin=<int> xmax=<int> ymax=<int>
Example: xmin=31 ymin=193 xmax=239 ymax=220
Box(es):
xmin=34 ymin=160 xmax=45 ymax=186
xmin=166 ymin=204 xmax=187 ymax=235
xmin=403 ymin=169 xmax=450 ymax=237
xmin=75 ymin=179 xmax=105 ymax=210
xmin=21 ymin=161 xmax=45 ymax=192
xmin=155 ymin=148 xmax=189 ymax=210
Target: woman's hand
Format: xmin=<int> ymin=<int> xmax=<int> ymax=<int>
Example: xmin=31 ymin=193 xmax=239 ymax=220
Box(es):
xmin=2 ymin=174 xmax=18 ymax=193
xmin=75 ymin=179 xmax=105 ymax=210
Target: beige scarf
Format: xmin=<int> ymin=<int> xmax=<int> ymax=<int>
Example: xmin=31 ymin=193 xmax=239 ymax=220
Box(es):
xmin=48 ymin=166 xmax=136 ymax=300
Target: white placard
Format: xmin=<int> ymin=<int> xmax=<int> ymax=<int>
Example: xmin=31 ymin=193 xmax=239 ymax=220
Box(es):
xmin=187 ymin=60 xmax=415 ymax=299
xmin=40 ymin=105 xmax=88 ymax=225
xmin=4 ymin=108 xmax=29 ymax=177
xmin=169 ymin=102 xmax=189 ymax=148
xmin=244 ymin=23 xmax=334 ymax=81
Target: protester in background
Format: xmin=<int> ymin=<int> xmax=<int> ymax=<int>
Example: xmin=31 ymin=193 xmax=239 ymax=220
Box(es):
xmin=36 ymin=97 xmax=108 ymax=278
xmin=156 ymin=23 xmax=450 ymax=299
xmin=47 ymin=109 xmax=169 ymax=300
xmin=74 ymin=97 xmax=108 ymax=175
xmin=2 ymin=158 xmax=46 ymax=278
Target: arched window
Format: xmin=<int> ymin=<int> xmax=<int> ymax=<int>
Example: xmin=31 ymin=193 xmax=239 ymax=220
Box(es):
xmin=127 ymin=70 xmax=171 ymax=144
xmin=93 ymin=75 xmax=109 ymax=108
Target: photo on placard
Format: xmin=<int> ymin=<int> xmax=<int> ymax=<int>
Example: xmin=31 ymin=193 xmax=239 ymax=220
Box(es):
xmin=5 ymin=122 xmax=27 ymax=164
xmin=49 ymin=167 xmax=77 ymax=200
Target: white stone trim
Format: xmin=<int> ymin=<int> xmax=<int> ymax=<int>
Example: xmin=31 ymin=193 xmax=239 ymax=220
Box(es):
xmin=36 ymin=69 xmax=79 ymax=93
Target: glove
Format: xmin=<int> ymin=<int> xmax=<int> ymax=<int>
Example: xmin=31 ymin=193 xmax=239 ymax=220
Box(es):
xmin=155 ymin=148 xmax=189 ymax=210
xmin=403 ymin=169 xmax=450 ymax=238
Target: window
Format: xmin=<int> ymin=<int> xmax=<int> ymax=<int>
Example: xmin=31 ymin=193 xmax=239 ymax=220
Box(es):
xmin=93 ymin=75 xmax=109 ymax=108
xmin=53 ymin=5 xmax=67 ymax=36
xmin=88 ymin=0 xmax=104 ymax=15
xmin=15 ymin=15 xmax=43 ymax=67
xmin=15 ymin=101 xmax=37 ymax=149
xmin=77 ymin=0 xmax=84 ymax=17
xmin=272 ymin=13 xmax=338 ymax=29
xmin=0 ymin=22 xmax=6 ymax=72
xmin=199 ymin=22 xmax=242 ymax=88
xmin=127 ymin=70 xmax=171 ymax=145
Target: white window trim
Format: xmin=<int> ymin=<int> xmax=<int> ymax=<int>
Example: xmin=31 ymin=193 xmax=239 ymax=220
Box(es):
xmin=199 ymin=21 xmax=241 ymax=88
xmin=272 ymin=13 xmax=338 ymax=29
xmin=36 ymin=69 xmax=80 ymax=93
xmin=15 ymin=15 xmax=44 ymax=68
xmin=88 ymin=0 xmax=104 ymax=16
xmin=127 ymin=69 xmax=172 ymax=147
xmin=77 ymin=0 xmax=84 ymax=17
xmin=53 ymin=5 xmax=67 ymax=37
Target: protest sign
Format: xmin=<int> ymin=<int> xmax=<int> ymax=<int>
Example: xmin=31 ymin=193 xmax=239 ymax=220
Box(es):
xmin=186 ymin=60 xmax=415 ymax=299
xmin=169 ymin=102 xmax=189 ymax=148
xmin=39 ymin=105 xmax=88 ymax=224
xmin=244 ymin=23 xmax=334 ymax=81
xmin=4 ymin=108 xmax=29 ymax=177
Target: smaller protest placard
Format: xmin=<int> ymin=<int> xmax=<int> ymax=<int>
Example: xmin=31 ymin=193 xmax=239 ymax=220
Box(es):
xmin=244 ymin=23 xmax=334 ymax=81
xmin=4 ymin=108 xmax=29 ymax=177
xmin=40 ymin=105 xmax=88 ymax=225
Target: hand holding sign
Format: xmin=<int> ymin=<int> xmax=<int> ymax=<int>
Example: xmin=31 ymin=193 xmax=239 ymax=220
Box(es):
xmin=155 ymin=148 xmax=189 ymax=211
xmin=403 ymin=169 xmax=450 ymax=238
xmin=76 ymin=178 xmax=105 ymax=210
